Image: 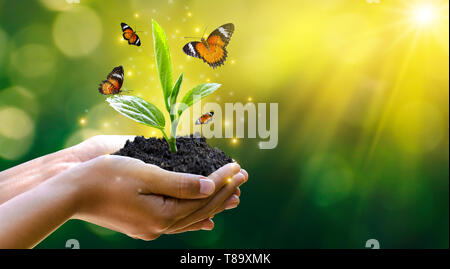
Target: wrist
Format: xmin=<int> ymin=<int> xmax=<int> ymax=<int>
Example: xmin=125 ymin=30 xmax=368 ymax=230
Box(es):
xmin=43 ymin=170 xmax=84 ymax=219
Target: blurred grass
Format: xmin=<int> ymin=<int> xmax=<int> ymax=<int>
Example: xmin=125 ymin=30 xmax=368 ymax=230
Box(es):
xmin=0 ymin=0 xmax=448 ymax=248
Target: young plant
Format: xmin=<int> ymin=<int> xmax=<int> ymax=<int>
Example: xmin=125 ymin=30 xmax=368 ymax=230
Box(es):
xmin=107 ymin=20 xmax=221 ymax=153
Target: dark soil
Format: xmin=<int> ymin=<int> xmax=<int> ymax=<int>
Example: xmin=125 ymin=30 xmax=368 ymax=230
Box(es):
xmin=114 ymin=135 xmax=233 ymax=176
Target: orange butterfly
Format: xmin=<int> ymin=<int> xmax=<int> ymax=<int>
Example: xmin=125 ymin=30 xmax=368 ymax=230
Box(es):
xmin=121 ymin=22 xmax=141 ymax=46
xmin=183 ymin=23 xmax=234 ymax=68
xmin=195 ymin=111 xmax=214 ymax=125
xmin=98 ymin=66 xmax=124 ymax=95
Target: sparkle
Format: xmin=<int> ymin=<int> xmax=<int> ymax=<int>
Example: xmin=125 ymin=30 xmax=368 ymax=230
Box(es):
xmin=134 ymin=13 xmax=139 ymax=18
xmin=231 ymin=59 xmax=236 ymax=64
xmin=232 ymin=138 xmax=238 ymax=144
xmin=79 ymin=118 xmax=86 ymax=125
xmin=206 ymin=78 xmax=211 ymax=82
xmin=195 ymin=27 xmax=200 ymax=33
xmin=103 ymin=122 xmax=109 ymax=128
xmin=187 ymin=12 xmax=192 ymax=17
xmin=151 ymin=131 xmax=156 ymax=136
xmin=248 ymin=97 xmax=253 ymax=102
xmin=226 ymin=177 xmax=232 ymax=183
xmin=127 ymin=71 xmax=132 ymax=76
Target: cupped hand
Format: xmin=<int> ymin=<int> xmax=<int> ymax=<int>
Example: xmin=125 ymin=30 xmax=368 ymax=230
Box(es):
xmin=61 ymin=155 xmax=248 ymax=241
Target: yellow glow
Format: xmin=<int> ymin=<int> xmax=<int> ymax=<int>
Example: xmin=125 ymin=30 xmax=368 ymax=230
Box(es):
xmin=248 ymin=97 xmax=252 ymax=102
xmin=103 ymin=122 xmax=109 ymax=128
xmin=195 ymin=27 xmax=200 ymax=33
xmin=412 ymin=5 xmax=435 ymax=25
xmin=119 ymin=37 xmax=125 ymax=43
xmin=232 ymin=138 xmax=238 ymax=144
xmin=187 ymin=12 xmax=192 ymax=17
xmin=134 ymin=13 xmax=139 ymax=18
xmin=127 ymin=71 xmax=132 ymax=76
xmin=79 ymin=118 xmax=86 ymax=125
xmin=226 ymin=177 xmax=232 ymax=183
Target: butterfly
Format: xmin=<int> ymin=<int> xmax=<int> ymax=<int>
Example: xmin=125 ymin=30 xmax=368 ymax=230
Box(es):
xmin=195 ymin=111 xmax=215 ymax=125
xmin=183 ymin=23 xmax=234 ymax=68
xmin=121 ymin=22 xmax=141 ymax=46
xmin=98 ymin=66 xmax=124 ymax=95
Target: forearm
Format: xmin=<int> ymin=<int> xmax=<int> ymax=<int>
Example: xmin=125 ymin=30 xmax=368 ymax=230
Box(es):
xmin=0 ymin=175 xmax=79 ymax=249
xmin=0 ymin=147 xmax=79 ymax=205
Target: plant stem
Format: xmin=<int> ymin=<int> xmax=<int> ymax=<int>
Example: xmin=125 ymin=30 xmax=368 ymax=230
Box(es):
xmin=167 ymin=117 xmax=179 ymax=153
xmin=160 ymin=129 xmax=176 ymax=152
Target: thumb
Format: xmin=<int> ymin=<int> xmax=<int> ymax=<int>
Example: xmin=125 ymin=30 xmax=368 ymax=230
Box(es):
xmin=146 ymin=168 xmax=216 ymax=199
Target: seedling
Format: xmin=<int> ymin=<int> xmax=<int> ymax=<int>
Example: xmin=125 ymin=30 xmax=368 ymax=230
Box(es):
xmin=107 ymin=20 xmax=221 ymax=153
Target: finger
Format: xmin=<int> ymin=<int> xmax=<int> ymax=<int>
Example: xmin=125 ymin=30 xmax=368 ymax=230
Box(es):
xmin=166 ymin=218 xmax=214 ymax=234
xmin=234 ymin=187 xmax=241 ymax=197
xmin=74 ymin=135 xmax=136 ymax=162
xmin=209 ymin=193 xmax=240 ymax=218
xmin=169 ymin=163 xmax=242 ymax=216
xmin=240 ymin=169 xmax=249 ymax=182
xmin=144 ymin=168 xmax=216 ymax=199
xmin=168 ymin=171 xmax=246 ymax=232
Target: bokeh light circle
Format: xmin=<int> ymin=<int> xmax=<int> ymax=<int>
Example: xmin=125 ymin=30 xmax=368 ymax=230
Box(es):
xmin=302 ymin=154 xmax=354 ymax=207
xmin=53 ymin=7 xmax=102 ymax=57
xmin=0 ymin=107 xmax=34 ymax=139
xmin=10 ymin=44 xmax=56 ymax=78
xmin=39 ymin=0 xmax=74 ymax=11
xmin=0 ymin=107 xmax=35 ymax=160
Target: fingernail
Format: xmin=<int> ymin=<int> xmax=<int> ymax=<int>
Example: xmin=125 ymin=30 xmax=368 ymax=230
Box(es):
xmin=225 ymin=194 xmax=239 ymax=210
xmin=200 ymin=178 xmax=215 ymax=195
xmin=240 ymin=169 xmax=248 ymax=181
xmin=230 ymin=163 xmax=241 ymax=174
xmin=233 ymin=172 xmax=245 ymax=184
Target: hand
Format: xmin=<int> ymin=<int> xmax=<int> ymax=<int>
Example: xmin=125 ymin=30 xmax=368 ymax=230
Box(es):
xmin=64 ymin=156 xmax=248 ymax=240
xmin=0 ymin=135 xmax=135 ymax=204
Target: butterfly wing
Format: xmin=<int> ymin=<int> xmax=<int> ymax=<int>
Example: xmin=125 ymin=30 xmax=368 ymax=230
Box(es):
xmin=99 ymin=66 xmax=124 ymax=95
xmin=121 ymin=23 xmax=141 ymax=46
xmin=183 ymin=41 xmax=201 ymax=58
xmin=197 ymin=42 xmax=227 ymax=68
xmin=207 ymin=23 xmax=234 ymax=48
xmin=195 ymin=112 xmax=214 ymax=125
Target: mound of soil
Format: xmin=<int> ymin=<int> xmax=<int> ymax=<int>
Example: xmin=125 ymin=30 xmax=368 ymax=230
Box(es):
xmin=114 ymin=135 xmax=233 ymax=176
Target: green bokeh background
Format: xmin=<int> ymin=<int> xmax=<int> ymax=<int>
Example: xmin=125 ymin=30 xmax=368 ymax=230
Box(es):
xmin=0 ymin=0 xmax=448 ymax=248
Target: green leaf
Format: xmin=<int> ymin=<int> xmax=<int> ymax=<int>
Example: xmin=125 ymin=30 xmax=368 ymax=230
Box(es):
xmin=178 ymin=83 xmax=221 ymax=116
xmin=107 ymin=95 xmax=165 ymax=129
xmin=169 ymin=73 xmax=183 ymax=112
xmin=152 ymin=19 xmax=173 ymax=112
